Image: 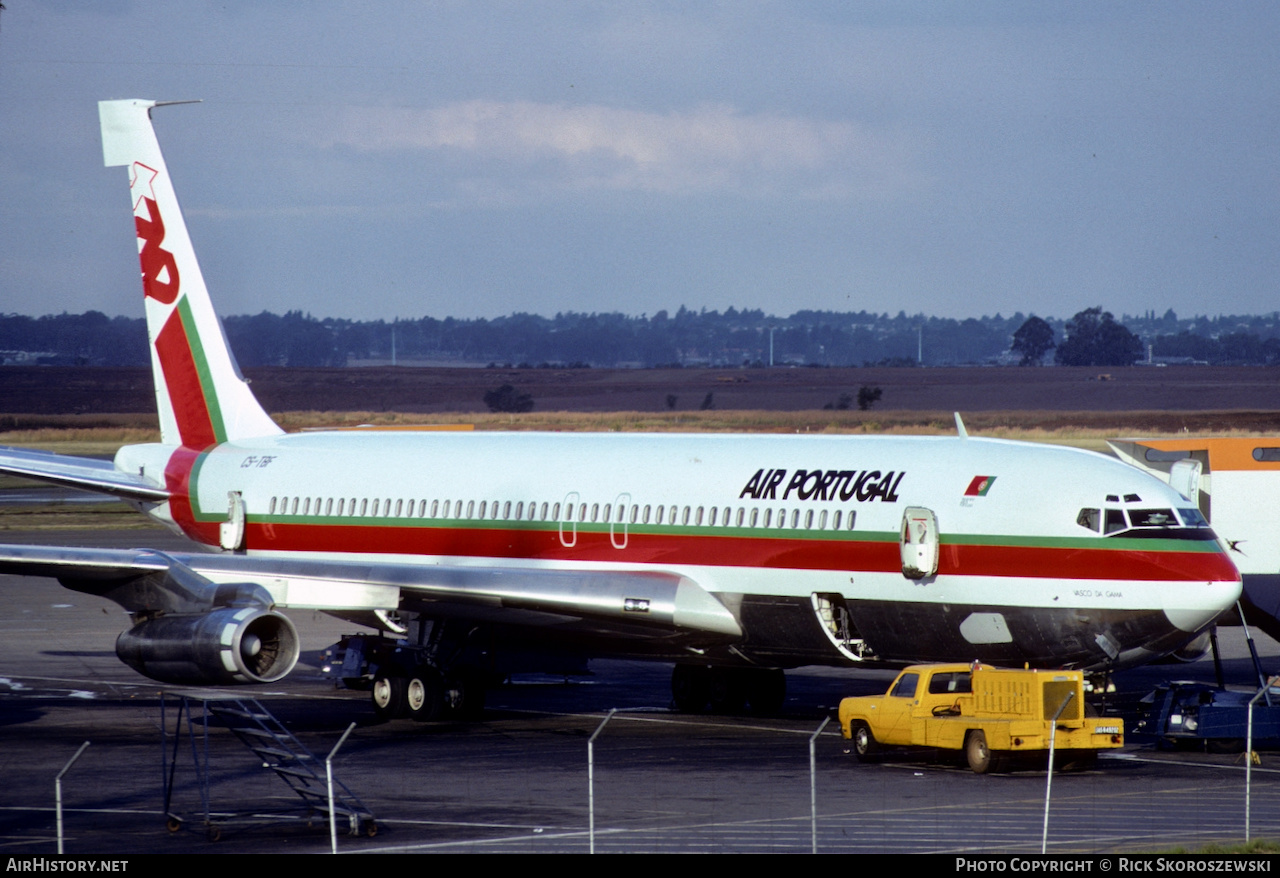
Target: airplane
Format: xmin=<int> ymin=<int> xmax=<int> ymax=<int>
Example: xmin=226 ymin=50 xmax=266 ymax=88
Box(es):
xmin=0 ymin=99 xmax=1243 ymax=720
xmin=1109 ymin=437 xmax=1280 ymax=643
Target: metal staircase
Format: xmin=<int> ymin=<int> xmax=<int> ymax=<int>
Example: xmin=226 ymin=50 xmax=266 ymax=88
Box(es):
xmin=162 ymin=692 xmax=375 ymax=841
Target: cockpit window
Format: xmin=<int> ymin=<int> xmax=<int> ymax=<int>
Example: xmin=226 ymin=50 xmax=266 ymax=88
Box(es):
xmin=1178 ymin=508 xmax=1209 ymax=527
xmin=1076 ymin=508 xmax=1101 ymax=532
xmin=1104 ymin=509 xmax=1127 ymax=534
xmin=1129 ymin=508 xmax=1177 ymax=528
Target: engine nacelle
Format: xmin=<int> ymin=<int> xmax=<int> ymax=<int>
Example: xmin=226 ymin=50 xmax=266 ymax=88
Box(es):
xmin=116 ymin=607 xmax=300 ymax=685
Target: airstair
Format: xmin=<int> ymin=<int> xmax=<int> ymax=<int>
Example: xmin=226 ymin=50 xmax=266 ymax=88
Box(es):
xmin=161 ymin=692 xmax=375 ymax=841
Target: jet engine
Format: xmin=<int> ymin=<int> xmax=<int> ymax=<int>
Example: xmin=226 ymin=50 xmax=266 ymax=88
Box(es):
xmin=116 ymin=606 xmax=299 ymax=685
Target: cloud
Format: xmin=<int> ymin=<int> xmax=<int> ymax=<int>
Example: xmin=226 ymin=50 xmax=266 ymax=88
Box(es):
xmin=314 ymin=101 xmax=919 ymax=200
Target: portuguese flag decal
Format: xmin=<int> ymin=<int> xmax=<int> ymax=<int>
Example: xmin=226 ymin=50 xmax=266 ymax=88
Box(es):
xmin=964 ymin=475 xmax=996 ymax=496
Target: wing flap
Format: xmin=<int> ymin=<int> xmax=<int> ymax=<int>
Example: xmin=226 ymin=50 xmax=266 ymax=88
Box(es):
xmin=0 ymin=544 xmax=742 ymax=641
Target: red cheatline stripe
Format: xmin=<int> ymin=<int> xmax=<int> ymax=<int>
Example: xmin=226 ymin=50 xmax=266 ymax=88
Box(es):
xmin=155 ymin=309 xmax=216 ymax=449
xmin=233 ymin=520 xmax=1239 ymax=583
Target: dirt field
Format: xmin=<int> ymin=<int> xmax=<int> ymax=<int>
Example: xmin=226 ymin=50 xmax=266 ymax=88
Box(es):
xmin=4 ymin=364 xmax=1280 ymax=412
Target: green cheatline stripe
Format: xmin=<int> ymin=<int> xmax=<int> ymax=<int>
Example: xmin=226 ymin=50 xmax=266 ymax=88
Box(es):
xmin=236 ymin=514 xmax=895 ymax=542
xmin=203 ymin=506 xmax=1219 ymax=554
xmin=177 ymin=296 xmax=227 ymax=445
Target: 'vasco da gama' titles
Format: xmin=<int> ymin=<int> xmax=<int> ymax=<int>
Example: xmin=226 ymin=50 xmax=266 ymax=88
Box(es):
xmin=738 ymin=468 xmax=905 ymax=503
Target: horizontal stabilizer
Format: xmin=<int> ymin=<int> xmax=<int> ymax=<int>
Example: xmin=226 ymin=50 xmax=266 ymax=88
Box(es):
xmin=0 ymin=446 xmax=168 ymax=501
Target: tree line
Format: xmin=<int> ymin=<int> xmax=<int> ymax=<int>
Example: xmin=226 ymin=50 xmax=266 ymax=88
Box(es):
xmin=3 ymin=306 xmax=1280 ymax=369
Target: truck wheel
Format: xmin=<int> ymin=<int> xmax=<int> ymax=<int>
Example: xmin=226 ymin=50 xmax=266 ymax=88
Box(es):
xmin=852 ymin=723 xmax=880 ymax=762
xmin=966 ymin=730 xmax=1000 ymax=774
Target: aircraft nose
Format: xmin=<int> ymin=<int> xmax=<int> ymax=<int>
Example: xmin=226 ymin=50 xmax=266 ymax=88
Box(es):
xmin=1163 ymin=575 xmax=1243 ymax=634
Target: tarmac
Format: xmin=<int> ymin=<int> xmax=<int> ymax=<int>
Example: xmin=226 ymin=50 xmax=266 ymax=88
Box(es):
xmin=2 ymin=527 xmax=1280 ymax=855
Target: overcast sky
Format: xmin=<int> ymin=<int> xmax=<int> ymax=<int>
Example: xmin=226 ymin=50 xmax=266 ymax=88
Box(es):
xmin=1 ymin=3 xmax=1276 ymax=323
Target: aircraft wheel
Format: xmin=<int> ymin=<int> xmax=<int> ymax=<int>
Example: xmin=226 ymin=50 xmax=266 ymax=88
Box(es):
xmin=745 ymin=668 xmax=786 ymax=716
xmin=371 ymin=674 xmax=408 ymax=720
xmin=671 ymin=664 xmax=710 ymax=713
xmin=852 ymin=722 xmax=880 ymax=762
xmin=965 ymin=730 xmax=1000 ymax=774
xmin=709 ymin=669 xmax=746 ymax=713
xmin=448 ymin=671 xmax=487 ymax=720
xmin=407 ymin=668 xmax=445 ymax=722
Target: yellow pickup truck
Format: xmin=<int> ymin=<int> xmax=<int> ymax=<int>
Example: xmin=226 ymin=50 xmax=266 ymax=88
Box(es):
xmin=838 ymin=662 xmax=1123 ymax=773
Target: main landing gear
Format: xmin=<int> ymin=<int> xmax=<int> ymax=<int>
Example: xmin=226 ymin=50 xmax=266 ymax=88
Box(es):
xmin=370 ymin=666 xmax=486 ymax=722
xmin=670 ymin=664 xmax=786 ymax=715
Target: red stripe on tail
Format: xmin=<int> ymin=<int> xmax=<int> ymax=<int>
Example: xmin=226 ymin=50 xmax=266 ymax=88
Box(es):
xmin=155 ymin=309 xmax=217 ymax=449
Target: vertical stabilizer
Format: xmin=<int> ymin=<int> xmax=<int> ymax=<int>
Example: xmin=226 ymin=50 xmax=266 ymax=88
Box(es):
xmin=99 ymin=99 xmax=282 ymax=448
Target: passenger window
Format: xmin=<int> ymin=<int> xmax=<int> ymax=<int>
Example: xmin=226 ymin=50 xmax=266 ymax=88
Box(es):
xmin=847 ymin=511 xmax=857 ymax=529
xmin=269 ymin=497 xmax=277 ymax=515
xmin=503 ymin=501 xmax=512 ymax=519
xmin=832 ymin=511 xmax=842 ymax=530
xmin=736 ymin=508 xmax=744 ymax=527
xmin=478 ymin=501 xmax=487 ymax=519
xmin=749 ymin=508 xmax=759 ymax=527
xmin=763 ymin=509 xmax=773 ymax=528
xmin=631 ymin=505 xmax=639 ymax=524
xmin=516 ymin=501 xmax=524 ymax=520
xmin=805 ymin=510 xmax=814 ymax=529
xmin=326 ymin=498 xmax=334 ymax=516
xmin=708 ymin=507 xmax=717 ymax=527
xmin=791 ymin=509 xmax=800 ymax=529
xmin=655 ymin=506 xmax=664 ymax=525
xmin=396 ymin=499 xmax=404 ymax=517
xmin=643 ymin=505 xmax=651 ymax=524
xmin=696 ymin=506 xmax=704 ymax=526
xmin=890 ymin=673 xmax=920 ymax=699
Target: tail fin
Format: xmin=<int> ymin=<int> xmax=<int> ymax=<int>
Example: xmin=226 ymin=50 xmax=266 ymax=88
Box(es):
xmin=99 ymin=100 xmax=282 ymax=448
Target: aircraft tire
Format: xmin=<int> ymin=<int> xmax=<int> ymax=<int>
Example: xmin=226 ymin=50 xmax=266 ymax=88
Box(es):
xmin=745 ymin=668 xmax=786 ymax=716
xmin=407 ymin=668 xmax=446 ymax=722
xmin=371 ymin=674 xmax=409 ymax=720
xmin=448 ymin=671 xmax=487 ymax=720
xmin=671 ymin=664 xmax=710 ymax=713
xmin=709 ymin=669 xmax=747 ymax=713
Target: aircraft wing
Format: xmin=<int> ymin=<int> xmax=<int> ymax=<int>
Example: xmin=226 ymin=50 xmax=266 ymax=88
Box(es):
xmin=0 ymin=543 xmax=743 ymax=641
xmin=0 ymin=446 xmax=169 ymax=501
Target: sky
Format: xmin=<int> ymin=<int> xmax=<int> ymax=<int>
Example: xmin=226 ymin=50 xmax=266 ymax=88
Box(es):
xmin=1 ymin=2 xmax=1276 ymax=323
